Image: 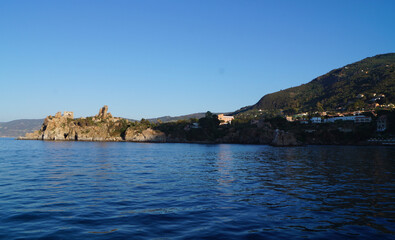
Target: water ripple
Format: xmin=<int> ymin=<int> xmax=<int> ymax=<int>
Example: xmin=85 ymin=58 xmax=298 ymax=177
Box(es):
xmin=0 ymin=139 xmax=394 ymax=239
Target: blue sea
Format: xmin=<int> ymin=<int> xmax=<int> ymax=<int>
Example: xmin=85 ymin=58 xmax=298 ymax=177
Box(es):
xmin=0 ymin=138 xmax=394 ymax=239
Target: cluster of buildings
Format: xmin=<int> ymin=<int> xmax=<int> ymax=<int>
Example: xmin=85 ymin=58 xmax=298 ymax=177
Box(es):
xmin=287 ymin=113 xmax=373 ymax=124
xmin=309 ymin=115 xmax=372 ymax=124
xmin=286 ymin=113 xmax=389 ymax=132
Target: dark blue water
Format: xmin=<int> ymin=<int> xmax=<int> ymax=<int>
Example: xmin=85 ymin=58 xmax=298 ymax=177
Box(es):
xmin=0 ymin=138 xmax=394 ymax=239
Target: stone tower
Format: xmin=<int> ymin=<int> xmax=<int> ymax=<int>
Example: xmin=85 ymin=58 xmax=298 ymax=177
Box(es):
xmin=97 ymin=105 xmax=109 ymax=118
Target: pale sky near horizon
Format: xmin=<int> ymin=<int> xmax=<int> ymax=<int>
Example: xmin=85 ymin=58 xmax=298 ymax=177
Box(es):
xmin=1 ymin=0 xmax=394 ymax=122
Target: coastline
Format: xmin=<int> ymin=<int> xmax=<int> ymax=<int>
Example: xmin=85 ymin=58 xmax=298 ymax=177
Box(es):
xmin=15 ymin=106 xmax=394 ymax=147
xmin=15 ymin=137 xmax=395 ymax=147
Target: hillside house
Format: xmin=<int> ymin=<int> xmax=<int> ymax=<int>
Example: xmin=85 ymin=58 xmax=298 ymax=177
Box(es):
xmin=218 ymin=114 xmax=234 ymax=125
xmin=323 ymin=115 xmax=371 ymax=123
xmin=324 ymin=116 xmax=356 ymax=123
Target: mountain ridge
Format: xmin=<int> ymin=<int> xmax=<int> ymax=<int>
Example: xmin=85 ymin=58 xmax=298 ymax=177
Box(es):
xmin=236 ymin=53 xmax=395 ymax=116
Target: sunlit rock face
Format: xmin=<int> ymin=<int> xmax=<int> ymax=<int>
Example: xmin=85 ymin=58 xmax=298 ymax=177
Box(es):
xmin=18 ymin=106 xmax=165 ymax=142
xmin=124 ymin=128 xmax=166 ymax=142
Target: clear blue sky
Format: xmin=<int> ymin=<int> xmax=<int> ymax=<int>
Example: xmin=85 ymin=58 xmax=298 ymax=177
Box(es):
xmin=1 ymin=0 xmax=394 ymax=121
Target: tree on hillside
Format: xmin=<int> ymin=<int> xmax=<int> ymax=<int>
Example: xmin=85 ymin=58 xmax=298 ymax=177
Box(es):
xmin=199 ymin=111 xmax=220 ymax=130
xmin=316 ymin=101 xmax=324 ymax=112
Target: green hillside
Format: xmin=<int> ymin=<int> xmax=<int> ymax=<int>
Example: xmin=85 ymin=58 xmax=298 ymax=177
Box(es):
xmin=249 ymin=53 xmax=395 ymax=115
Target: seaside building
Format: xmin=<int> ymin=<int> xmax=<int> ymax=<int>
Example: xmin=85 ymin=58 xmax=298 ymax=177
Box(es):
xmin=218 ymin=114 xmax=234 ymax=125
xmin=314 ymin=115 xmax=372 ymax=124
xmin=377 ymin=115 xmax=387 ymax=132
xmin=324 ymin=116 xmax=356 ymax=123
xmin=311 ymin=117 xmax=322 ymax=123
xmin=354 ymin=116 xmax=372 ymax=123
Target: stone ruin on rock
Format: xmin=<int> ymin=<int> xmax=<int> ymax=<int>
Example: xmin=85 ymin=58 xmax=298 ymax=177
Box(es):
xmin=96 ymin=105 xmax=113 ymax=119
xmin=63 ymin=111 xmax=74 ymax=119
xmin=54 ymin=111 xmax=74 ymax=119
xmin=17 ymin=105 xmax=169 ymax=142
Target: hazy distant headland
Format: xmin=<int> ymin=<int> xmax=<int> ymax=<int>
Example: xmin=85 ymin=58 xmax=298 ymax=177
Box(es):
xmin=15 ymin=53 xmax=395 ymax=146
xmin=0 ymin=119 xmax=43 ymax=138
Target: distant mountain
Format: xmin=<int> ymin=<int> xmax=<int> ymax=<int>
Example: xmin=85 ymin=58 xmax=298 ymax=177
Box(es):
xmin=147 ymin=112 xmax=234 ymax=123
xmin=0 ymin=119 xmax=43 ymax=137
xmin=238 ymin=53 xmax=395 ymax=115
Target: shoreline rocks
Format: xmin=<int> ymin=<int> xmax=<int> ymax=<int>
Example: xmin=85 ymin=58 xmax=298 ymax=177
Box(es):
xmin=271 ymin=129 xmax=301 ymax=147
xmin=125 ymin=128 xmax=166 ymax=142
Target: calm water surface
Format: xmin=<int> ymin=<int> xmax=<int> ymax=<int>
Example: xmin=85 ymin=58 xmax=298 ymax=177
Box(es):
xmin=0 ymin=138 xmax=394 ymax=239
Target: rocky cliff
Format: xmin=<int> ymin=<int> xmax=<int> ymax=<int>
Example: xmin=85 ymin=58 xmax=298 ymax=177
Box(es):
xmin=18 ymin=106 xmax=166 ymax=142
xmin=270 ymin=129 xmax=300 ymax=147
xmin=234 ymin=53 xmax=395 ymax=116
xmin=217 ymin=126 xmax=300 ymax=146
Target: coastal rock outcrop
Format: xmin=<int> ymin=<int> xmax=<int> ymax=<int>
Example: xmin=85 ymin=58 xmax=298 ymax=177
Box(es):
xmin=18 ymin=106 xmax=165 ymax=142
xmin=218 ymin=126 xmax=300 ymax=146
xmin=271 ymin=129 xmax=300 ymax=146
xmin=124 ymin=128 xmax=166 ymax=142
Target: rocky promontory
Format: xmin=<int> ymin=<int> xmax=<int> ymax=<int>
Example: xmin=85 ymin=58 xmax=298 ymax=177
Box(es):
xmin=18 ymin=106 xmax=165 ymax=142
xmin=18 ymin=106 xmax=301 ymax=146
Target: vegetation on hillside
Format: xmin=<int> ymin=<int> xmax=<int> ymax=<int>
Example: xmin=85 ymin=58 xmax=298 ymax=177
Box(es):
xmin=238 ymin=53 xmax=395 ymax=116
xmin=155 ymin=111 xmax=225 ymax=141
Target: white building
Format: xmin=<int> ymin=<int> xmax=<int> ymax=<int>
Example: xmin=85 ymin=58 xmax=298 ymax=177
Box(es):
xmin=324 ymin=115 xmax=371 ymax=123
xmin=354 ymin=116 xmax=372 ymax=123
xmin=311 ymin=117 xmax=322 ymax=123
xmin=324 ymin=116 xmax=355 ymax=123
xmin=377 ymin=116 xmax=387 ymax=132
